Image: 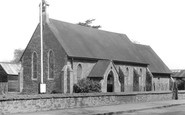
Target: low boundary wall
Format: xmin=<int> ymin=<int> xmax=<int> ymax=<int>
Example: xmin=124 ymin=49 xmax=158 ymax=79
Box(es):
xmin=1 ymin=91 xmax=185 ymax=114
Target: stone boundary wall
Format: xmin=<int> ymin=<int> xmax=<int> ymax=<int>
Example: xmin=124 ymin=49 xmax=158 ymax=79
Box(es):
xmin=1 ymin=91 xmax=185 ymax=114
xmin=177 ymin=90 xmax=185 ymax=99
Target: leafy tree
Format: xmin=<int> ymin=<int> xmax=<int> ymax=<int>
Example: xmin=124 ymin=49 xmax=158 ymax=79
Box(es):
xmin=77 ymin=19 xmax=101 ymax=29
xmin=11 ymin=49 xmax=24 ymax=63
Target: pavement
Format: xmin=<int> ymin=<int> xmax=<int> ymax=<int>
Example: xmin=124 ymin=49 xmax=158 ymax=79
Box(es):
xmin=11 ymin=99 xmax=185 ymax=115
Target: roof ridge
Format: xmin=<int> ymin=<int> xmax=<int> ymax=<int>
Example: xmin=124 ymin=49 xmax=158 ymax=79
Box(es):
xmin=133 ymin=43 xmax=150 ymax=47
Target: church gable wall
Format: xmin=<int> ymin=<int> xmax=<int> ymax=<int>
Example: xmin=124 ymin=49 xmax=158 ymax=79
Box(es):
xmin=21 ymin=24 xmax=67 ymax=94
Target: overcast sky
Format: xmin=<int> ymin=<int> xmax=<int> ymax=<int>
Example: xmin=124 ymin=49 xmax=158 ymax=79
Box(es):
xmin=0 ymin=0 xmax=184 ymax=69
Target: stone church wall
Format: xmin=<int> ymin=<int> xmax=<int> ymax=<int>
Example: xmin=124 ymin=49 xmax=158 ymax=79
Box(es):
xmin=70 ymin=60 xmax=96 ymax=84
xmin=153 ymin=75 xmax=170 ymax=91
xmin=68 ymin=60 xmax=148 ymax=93
xmin=115 ymin=65 xmax=147 ymax=92
xmin=21 ymin=24 xmax=67 ymax=94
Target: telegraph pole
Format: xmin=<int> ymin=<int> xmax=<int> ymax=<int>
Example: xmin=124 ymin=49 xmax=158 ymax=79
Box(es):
xmin=39 ymin=0 xmax=46 ymax=93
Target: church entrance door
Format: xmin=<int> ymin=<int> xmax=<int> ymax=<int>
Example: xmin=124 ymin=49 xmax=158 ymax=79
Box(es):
xmin=107 ymin=71 xmax=114 ymax=92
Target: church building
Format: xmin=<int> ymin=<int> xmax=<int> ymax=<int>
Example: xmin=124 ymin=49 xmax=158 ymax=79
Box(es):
xmin=19 ymin=5 xmax=171 ymax=94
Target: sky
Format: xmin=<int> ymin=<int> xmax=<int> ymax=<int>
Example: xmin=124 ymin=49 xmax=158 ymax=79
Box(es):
xmin=0 ymin=0 xmax=184 ymax=70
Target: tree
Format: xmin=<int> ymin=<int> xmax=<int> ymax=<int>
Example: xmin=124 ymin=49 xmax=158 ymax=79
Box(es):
xmin=11 ymin=49 xmax=24 ymax=63
xmin=77 ymin=19 xmax=101 ymax=29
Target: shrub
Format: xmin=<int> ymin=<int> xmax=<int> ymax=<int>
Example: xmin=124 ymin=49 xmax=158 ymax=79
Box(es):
xmin=73 ymin=78 xmax=101 ymax=93
xmin=51 ymin=90 xmax=61 ymax=94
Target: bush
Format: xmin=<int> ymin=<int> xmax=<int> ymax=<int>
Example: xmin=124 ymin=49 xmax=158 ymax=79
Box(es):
xmin=51 ymin=90 xmax=62 ymax=94
xmin=73 ymin=78 xmax=101 ymax=93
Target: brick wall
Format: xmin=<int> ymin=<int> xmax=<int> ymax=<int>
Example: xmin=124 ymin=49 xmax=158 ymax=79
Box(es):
xmin=1 ymin=91 xmax=185 ymax=114
xmin=21 ymin=24 xmax=67 ymax=94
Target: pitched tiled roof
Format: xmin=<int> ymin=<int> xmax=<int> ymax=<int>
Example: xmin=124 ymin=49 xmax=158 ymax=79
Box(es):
xmin=0 ymin=63 xmax=21 ymax=75
xmin=173 ymin=70 xmax=185 ymax=78
xmin=88 ymin=60 xmax=111 ymax=78
xmin=134 ymin=44 xmax=171 ymax=74
xmin=48 ymin=19 xmax=148 ymax=65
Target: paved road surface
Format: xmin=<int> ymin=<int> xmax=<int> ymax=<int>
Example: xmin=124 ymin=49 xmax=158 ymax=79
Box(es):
xmin=120 ymin=105 xmax=185 ymax=115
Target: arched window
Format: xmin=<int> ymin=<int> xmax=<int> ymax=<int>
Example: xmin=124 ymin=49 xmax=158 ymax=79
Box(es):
xmin=48 ymin=50 xmax=55 ymax=79
xmin=146 ymin=69 xmax=152 ymax=91
xmin=126 ymin=67 xmax=129 ymax=77
xmin=125 ymin=67 xmax=129 ymax=91
xmin=140 ymin=68 xmax=142 ymax=76
xmin=32 ymin=52 xmax=38 ymax=80
xmin=77 ymin=64 xmax=82 ymax=81
xmin=133 ymin=68 xmax=139 ymax=91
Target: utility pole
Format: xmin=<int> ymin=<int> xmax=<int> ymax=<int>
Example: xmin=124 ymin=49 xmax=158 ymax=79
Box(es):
xmin=39 ymin=0 xmax=46 ymax=93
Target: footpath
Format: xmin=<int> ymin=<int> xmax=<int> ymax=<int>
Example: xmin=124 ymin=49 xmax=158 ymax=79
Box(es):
xmin=11 ymin=99 xmax=185 ymax=115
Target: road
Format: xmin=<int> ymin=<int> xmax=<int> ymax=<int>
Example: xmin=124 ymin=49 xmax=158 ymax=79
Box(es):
xmin=120 ymin=105 xmax=185 ymax=115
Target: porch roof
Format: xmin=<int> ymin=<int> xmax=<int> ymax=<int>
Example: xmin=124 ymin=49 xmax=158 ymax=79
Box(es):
xmin=88 ymin=60 xmax=111 ymax=78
